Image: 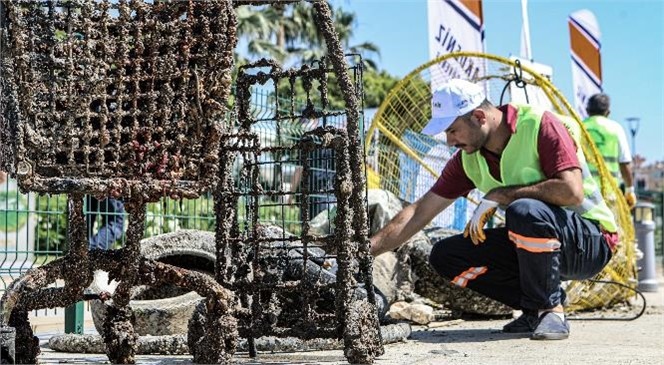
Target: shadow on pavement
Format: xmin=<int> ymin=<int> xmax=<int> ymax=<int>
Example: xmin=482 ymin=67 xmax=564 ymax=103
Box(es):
xmin=409 ymin=328 xmax=530 ymax=343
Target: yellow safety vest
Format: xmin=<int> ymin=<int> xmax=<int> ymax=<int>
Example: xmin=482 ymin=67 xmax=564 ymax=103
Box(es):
xmin=461 ymin=104 xmax=618 ymax=233
xmin=583 ymin=115 xmax=622 ymax=185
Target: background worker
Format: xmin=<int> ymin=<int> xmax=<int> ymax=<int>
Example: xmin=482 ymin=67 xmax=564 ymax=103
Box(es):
xmin=87 ymin=196 xmax=125 ymax=251
xmin=289 ymin=115 xmax=336 ymax=219
xmin=86 ymin=196 xmax=125 ymax=290
xmin=369 ymin=79 xmax=618 ymax=341
xmin=583 ymin=93 xmax=636 ymax=208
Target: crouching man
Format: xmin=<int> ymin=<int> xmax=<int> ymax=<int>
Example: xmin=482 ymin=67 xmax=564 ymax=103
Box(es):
xmin=369 ymin=79 xmax=618 ymax=340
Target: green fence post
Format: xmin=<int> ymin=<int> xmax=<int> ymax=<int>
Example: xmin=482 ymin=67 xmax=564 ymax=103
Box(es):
xmin=64 ymin=195 xmax=87 ymax=335
xmin=64 ymin=302 xmax=84 ymax=334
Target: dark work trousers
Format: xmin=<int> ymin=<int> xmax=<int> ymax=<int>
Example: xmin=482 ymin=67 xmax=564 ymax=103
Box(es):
xmin=86 ymin=197 xmax=125 ymax=250
xmin=429 ymin=198 xmax=613 ymax=311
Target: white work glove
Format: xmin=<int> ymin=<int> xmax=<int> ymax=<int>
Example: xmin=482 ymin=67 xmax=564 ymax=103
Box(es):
xmin=463 ymin=199 xmax=499 ymax=245
xmin=624 ymin=186 xmax=637 ymax=209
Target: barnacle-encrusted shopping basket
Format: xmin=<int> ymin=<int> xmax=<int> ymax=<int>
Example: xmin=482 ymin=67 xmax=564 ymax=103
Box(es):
xmin=201 ymin=58 xmax=383 ymax=365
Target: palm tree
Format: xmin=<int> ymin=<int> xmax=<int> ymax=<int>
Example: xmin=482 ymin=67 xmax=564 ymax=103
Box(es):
xmin=286 ymin=3 xmax=381 ymax=70
xmin=235 ymin=5 xmax=287 ymax=63
xmin=235 ymin=3 xmax=380 ymax=70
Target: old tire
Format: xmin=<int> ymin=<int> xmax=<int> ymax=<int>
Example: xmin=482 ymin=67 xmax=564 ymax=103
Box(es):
xmin=90 ymin=230 xmax=216 ymax=336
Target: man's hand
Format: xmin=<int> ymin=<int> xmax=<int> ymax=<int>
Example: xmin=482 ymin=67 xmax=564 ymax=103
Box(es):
xmin=370 ymin=191 xmax=455 ymax=257
xmin=625 ymin=186 xmax=637 ymax=209
xmin=463 ymin=199 xmax=498 ymax=245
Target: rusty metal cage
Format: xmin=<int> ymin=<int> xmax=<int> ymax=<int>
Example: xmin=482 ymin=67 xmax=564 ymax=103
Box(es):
xmin=0 ymin=0 xmax=237 ymax=199
xmin=207 ymin=58 xmax=383 ymax=364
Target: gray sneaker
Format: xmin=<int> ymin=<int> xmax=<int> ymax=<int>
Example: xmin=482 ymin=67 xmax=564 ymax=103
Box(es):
xmin=531 ymin=312 xmax=570 ymax=340
xmin=502 ymin=310 xmax=539 ymax=333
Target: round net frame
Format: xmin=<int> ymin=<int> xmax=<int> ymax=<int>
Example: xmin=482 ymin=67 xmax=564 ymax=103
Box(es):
xmin=0 ymin=0 xmax=237 ymax=200
xmin=365 ymin=51 xmax=636 ymax=311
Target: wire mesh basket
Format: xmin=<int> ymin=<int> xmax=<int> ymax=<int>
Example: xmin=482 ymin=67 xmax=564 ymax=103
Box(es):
xmin=0 ymin=0 xmax=237 ymax=200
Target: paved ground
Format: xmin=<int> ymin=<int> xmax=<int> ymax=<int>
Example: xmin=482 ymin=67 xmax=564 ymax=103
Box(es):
xmin=29 ymin=259 xmax=664 ymax=365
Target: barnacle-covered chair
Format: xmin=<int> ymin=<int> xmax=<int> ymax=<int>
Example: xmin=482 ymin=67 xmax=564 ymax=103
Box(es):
xmin=0 ymin=1 xmax=238 ymax=363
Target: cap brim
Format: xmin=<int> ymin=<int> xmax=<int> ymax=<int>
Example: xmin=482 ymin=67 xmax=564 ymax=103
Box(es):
xmin=422 ymin=116 xmax=456 ymax=136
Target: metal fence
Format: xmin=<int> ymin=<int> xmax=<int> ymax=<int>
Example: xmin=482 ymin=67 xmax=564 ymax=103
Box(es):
xmin=0 ymin=85 xmax=360 ymax=295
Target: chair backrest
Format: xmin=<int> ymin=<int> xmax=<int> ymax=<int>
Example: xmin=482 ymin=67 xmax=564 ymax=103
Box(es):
xmin=0 ymin=0 xmax=237 ymax=198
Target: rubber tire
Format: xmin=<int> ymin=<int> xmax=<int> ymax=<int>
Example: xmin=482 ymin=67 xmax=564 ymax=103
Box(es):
xmin=90 ymin=230 xmax=216 ymax=336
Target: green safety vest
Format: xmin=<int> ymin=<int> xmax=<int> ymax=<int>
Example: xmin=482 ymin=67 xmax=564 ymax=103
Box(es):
xmin=582 ymin=115 xmax=622 ymax=184
xmin=461 ymin=104 xmax=618 ymax=233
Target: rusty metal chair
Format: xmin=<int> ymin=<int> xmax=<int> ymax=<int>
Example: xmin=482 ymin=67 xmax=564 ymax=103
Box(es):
xmin=0 ymin=1 xmax=238 ymax=363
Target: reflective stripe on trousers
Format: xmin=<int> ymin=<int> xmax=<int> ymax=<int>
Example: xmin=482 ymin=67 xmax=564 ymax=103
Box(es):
xmin=508 ymin=231 xmax=561 ymax=253
xmin=452 ymin=266 xmax=488 ymax=287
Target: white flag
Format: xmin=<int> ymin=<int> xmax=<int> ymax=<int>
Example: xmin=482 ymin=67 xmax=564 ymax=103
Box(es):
xmin=519 ymin=0 xmax=532 ymax=60
xmin=569 ymin=10 xmax=602 ymax=118
xmin=427 ymin=0 xmax=486 ymax=89
xmin=419 ymin=0 xmax=486 ymax=229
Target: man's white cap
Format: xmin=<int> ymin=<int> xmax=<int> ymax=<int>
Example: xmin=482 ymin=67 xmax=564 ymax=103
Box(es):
xmin=422 ymin=79 xmax=486 ymax=135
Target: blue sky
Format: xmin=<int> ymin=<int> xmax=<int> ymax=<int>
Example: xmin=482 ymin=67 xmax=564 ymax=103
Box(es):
xmin=334 ymin=0 xmax=664 ymax=164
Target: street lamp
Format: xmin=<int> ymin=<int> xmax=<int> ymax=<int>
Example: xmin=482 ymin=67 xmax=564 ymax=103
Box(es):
xmin=625 ymin=117 xmax=640 ymax=187
xmin=625 ymin=117 xmax=640 ymax=157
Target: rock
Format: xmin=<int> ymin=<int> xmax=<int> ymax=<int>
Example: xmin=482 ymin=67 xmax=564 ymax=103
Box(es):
xmin=388 ymin=302 xmax=435 ymax=325
xmin=387 ymin=301 xmax=411 ymax=320
xmin=407 ymin=304 xmax=435 ymax=325
xmin=372 ymin=252 xmax=399 ymax=305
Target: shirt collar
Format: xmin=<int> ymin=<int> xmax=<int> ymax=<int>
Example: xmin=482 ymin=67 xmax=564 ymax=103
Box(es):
xmin=499 ymin=104 xmax=518 ymax=134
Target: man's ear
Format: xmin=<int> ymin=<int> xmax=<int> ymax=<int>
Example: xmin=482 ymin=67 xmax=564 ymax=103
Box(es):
xmin=471 ymin=109 xmax=487 ymax=125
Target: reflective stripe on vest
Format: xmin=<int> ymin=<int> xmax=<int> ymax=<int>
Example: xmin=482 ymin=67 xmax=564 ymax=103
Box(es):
xmin=461 ymin=104 xmax=618 ymax=233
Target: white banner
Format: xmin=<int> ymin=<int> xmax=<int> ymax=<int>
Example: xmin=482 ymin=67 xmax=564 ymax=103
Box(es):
xmin=569 ymin=9 xmax=602 ymax=118
xmin=419 ymin=0 xmax=487 ymax=229
xmin=427 ymin=0 xmax=486 ymax=90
